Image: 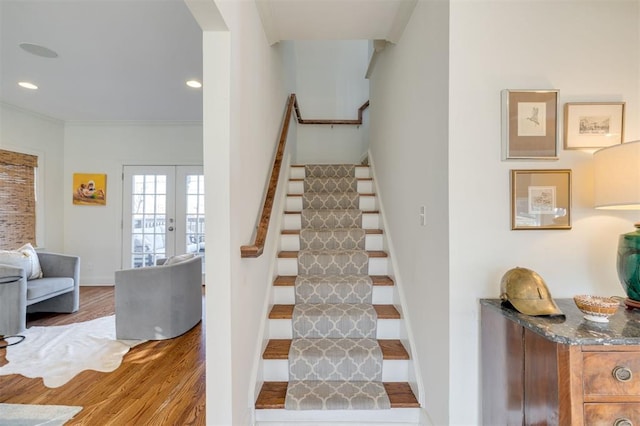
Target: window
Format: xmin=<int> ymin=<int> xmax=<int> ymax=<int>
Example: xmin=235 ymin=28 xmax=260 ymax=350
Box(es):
xmin=0 ymin=149 xmax=38 ymax=248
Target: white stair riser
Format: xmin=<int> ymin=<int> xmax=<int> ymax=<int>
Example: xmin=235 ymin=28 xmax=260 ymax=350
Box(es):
xmin=255 ymin=408 xmax=421 ymax=424
xmin=269 ymin=319 xmax=401 ymax=340
xmin=263 ymin=359 xmax=409 ymax=382
xmin=283 ymin=213 xmax=380 ymax=231
xmin=273 ymin=285 xmax=393 ymax=305
xmin=355 ymin=167 xmax=371 ymax=179
xmin=285 ymin=195 xmax=377 ymax=211
xmin=289 ymin=166 xmax=371 ymax=180
xmin=277 ymin=257 xmax=388 ymax=276
xmin=288 ymin=180 xmax=374 ymax=195
xmin=290 ymin=167 xmax=305 ymax=179
xmin=280 ymin=233 xmax=383 ymax=251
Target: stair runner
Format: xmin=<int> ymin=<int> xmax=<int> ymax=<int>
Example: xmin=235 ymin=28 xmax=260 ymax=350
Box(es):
xmin=284 ymin=164 xmax=391 ymax=410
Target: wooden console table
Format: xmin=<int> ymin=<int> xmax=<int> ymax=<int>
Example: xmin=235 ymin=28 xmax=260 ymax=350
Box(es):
xmin=481 ymin=298 xmax=640 ymax=426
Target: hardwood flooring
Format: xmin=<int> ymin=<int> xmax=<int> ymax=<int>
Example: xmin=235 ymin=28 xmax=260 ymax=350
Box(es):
xmin=0 ymin=286 xmax=205 ymax=425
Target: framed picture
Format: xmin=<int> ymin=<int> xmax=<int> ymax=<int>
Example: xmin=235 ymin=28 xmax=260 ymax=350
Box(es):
xmin=73 ymin=173 xmax=107 ymax=206
xmin=502 ymin=89 xmax=559 ymax=160
xmin=510 ymin=169 xmax=571 ymax=230
xmin=564 ymin=102 xmax=625 ymax=149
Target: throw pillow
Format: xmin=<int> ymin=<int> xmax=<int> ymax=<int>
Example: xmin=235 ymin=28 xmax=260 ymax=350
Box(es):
xmin=0 ymin=250 xmax=32 ymax=278
xmin=165 ymin=253 xmax=197 ymax=266
xmin=17 ymin=243 xmax=43 ymax=279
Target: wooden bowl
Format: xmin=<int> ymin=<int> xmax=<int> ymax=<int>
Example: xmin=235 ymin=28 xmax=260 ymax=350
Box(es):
xmin=574 ymin=295 xmax=619 ymax=323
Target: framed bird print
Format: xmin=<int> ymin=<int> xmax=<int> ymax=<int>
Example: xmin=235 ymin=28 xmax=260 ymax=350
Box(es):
xmin=501 ymin=89 xmax=559 ymax=160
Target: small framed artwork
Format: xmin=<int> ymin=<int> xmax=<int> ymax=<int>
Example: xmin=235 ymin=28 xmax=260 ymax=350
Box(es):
xmin=73 ymin=173 xmax=107 ymax=206
xmin=502 ymin=89 xmax=560 ymax=160
xmin=510 ymin=169 xmax=571 ymax=230
xmin=564 ymin=102 xmax=625 ymax=149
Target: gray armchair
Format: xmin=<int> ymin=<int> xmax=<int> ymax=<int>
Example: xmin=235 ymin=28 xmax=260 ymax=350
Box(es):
xmin=0 ymin=252 xmax=80 ymax=335
xmin=114 ymin=255 xmax=202 ymax=340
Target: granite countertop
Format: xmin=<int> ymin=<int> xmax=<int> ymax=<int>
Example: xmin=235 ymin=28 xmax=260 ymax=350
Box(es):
xmin=480 ymin=298 xmax=640 ymax=346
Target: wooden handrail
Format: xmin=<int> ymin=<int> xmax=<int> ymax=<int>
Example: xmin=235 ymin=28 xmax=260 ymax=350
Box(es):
xmin=294 ymin=98 xmax=370 ymax=125
xmin=240 ymin=94 xmax=370 ymax=258
xmin=240 ymin=94 xmax=297 ymax=258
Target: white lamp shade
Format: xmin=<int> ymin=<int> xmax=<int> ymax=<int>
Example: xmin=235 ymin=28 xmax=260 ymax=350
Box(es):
xmin=593 ymin=140 xmax=640 ymax=210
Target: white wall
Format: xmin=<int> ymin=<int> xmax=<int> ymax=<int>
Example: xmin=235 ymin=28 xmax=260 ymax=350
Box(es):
xmin=293 ymin=40 xmax=370 ymax=164
xmin=0 ymin=104 xmax=65 ymax=252
xmin=63 ymin=122 xmax=202 ymax=284
xmin=368 ymin=1 xmax=450 ymax=425
xmin=208 ymin=1 xmax=290 ymax=424
xmin=372 ymin=1 xmax=640 ymax=424
xmin=371 ymin=0 xmax=640 ymax=425
xmin=449 ymin=1 xmax=639 ymax=424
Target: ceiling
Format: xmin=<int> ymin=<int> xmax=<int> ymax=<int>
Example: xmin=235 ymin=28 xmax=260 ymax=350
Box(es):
xmin=0 ymin=0 xmax=203 ymax=122
xmin=0 ymin=0 xmax=415 ymax=123
xmin=255 ymin=0 xmax=416 ymax=45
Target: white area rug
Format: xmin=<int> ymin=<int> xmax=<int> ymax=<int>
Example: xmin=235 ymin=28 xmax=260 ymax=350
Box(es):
xmin=0 ymin=403 xmax=82 ymax=426
xmin=0 ymin=316 xmax=143 ymax=388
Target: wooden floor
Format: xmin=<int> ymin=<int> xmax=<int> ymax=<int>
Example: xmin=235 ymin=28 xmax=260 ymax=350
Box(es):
xmin=0 ymin=286 xmax=205 ymax=425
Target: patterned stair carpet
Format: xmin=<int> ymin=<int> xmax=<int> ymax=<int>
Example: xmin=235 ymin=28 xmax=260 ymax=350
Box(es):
xmin=285 ymin=164 xmax=391 ymax=410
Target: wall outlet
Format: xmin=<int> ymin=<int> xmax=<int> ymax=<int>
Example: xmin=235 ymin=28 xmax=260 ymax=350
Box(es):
xmin=419 ymin=206 xmax=426 ymax=226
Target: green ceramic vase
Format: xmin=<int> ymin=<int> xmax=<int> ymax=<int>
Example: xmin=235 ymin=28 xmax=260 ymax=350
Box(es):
xmin=617 ymin=224 xmax=640 ymax=301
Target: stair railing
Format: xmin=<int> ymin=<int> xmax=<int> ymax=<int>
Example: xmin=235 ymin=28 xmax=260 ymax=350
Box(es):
xmin=240 ymin=94 xmax=370 ymax=258
xmin=241 ymin=94 xmax=297 ymax=258
xmin=294 ymin=98 xmax=370 ymax=125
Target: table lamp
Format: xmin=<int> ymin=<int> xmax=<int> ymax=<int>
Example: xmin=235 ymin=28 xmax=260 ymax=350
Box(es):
xmin=593 ymin=140 xmax=640 ymax=309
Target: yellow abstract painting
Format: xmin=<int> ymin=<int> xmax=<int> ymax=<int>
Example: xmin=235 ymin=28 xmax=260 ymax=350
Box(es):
xmin=73 ymin=173 xmax=107 ymax=205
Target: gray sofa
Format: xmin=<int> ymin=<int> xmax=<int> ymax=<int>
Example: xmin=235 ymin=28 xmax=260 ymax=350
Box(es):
xmin=0 ymin=252 xmax=80 ymax=335
xmin=114 ymin=254 xmax=202 ymax=340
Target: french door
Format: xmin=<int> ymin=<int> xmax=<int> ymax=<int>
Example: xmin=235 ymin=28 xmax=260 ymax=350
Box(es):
xmin=122 ymin=165 xmax=205 ymax=273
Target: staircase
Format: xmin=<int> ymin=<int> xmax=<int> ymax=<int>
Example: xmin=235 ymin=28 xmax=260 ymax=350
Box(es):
xmin=255 ymin=164 xmax=420 ymax=425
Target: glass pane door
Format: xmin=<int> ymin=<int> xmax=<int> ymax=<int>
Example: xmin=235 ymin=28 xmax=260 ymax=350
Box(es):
xmin=176 ymin=166 xmax=205 ymax=274
xmin=123 ymin=165 xmax=204 ymax=276
xmin=123 ymin=166 xmax=175 ymax=268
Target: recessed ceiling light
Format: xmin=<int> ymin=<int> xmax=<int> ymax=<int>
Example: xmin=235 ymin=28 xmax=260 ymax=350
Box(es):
xmin=186 ymin=80 xmax=202 ymax=88
xmin=19 ymin=43 xmax=58 ymax=58
xmin=18 ymin=81 xmax=38 ymax=90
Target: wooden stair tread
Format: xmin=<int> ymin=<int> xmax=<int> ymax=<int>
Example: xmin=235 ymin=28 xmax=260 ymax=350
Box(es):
xmin=374 ymin=305 xmax=401 ymax=319
xmin=291 ymin=164 xmax=367 ymax=168
xmin=287 ymin=193 xmax=376 ymax=198
xmin=278 ymin=250 xmax=388 ymax=258
xmin=378 ymin=340 xmax=410 ymax=360
xmin=285 ymin=210 xmax=379 ymax=214
xmin=255 ymin=382 xmax=289 ymax=409
xmin=255 ymin=381 xmax=420 ymax=409
xmin=273 ymin=275 xmax=394 ymax=287
xmin=263 ymin=339 xmax=409 ymax=360
xmin=384 ymin=382 xmax=421 ymax=408
xmin=289 ymin=177 xmax=373 ymax=182
xmin=282 ymin=228 xmax=383 ymax=235
xmin=269 ymin=304 xmax=400 ymax=319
